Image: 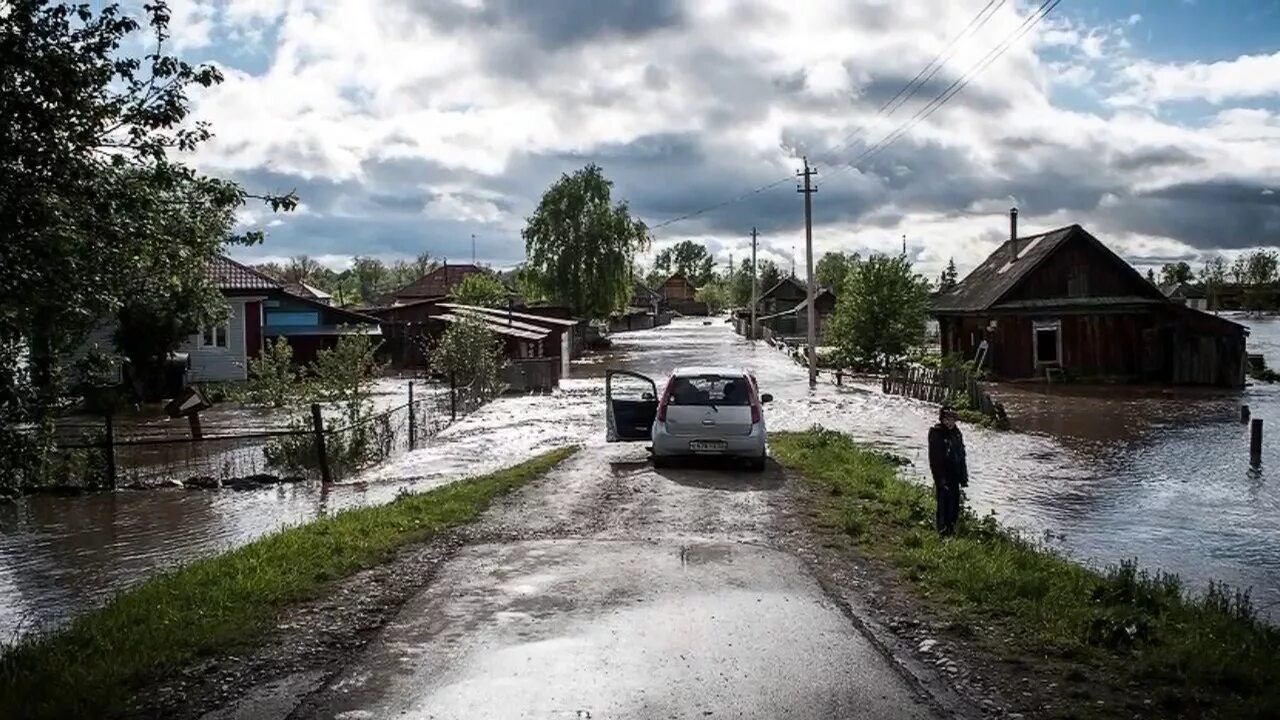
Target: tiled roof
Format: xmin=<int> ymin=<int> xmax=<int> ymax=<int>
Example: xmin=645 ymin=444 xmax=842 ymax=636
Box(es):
xmin=209 ymin=255 xmax=282 ymax=291
xmin=395 ymin=264 xmax=486 ymax=300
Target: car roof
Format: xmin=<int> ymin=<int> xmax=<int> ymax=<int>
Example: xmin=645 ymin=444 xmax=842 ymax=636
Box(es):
xmin=671 ymin=366 xmax=750 ymax=378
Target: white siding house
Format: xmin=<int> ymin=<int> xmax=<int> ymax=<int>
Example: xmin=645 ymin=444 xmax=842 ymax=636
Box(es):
xmin=181 ymin=298 xmax=253 ymax=382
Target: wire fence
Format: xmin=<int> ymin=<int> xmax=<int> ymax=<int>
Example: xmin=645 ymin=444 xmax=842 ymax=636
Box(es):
xmin=41 ymin=380 xmax=495 ymax=490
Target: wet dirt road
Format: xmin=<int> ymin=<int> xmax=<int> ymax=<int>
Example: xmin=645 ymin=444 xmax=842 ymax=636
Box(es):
xmin=295 ymin=445 xmax=939 ymax=719
xmin=7 ymin=316 xmax=1280 ymax=640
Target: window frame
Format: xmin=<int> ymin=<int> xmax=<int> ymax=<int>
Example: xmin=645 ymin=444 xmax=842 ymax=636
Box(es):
xmin=1032 ymin=319 xmax=1062 ymax=368
xmin=198 ymin=322 xmax=230 ymax=350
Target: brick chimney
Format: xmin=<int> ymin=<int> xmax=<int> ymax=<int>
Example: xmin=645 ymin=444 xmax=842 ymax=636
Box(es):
xmin=1009 ymin=207 xmax=1019 ymax=261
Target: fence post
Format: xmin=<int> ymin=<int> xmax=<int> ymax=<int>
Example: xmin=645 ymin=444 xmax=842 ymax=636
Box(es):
xmin=1250 ymin=418 xmax=1263 ymax=467
xmin=408 ymin=380 xmax=416 ymax=450
xmin=311 ymin=403 xmax=332 ymax=484
xmin=1242 ymin=405 xmax=1251 ymax=424
xmin=449 ymin=371 xmax=458 ymax=421
xmin=103 ymin=412 xmax=117 ymax=490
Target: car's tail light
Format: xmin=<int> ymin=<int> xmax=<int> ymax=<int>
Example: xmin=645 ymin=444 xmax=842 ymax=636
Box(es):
xmin=656 ymin=376 xmax=675 ymax=422
xmin=748 ymin=380 xmax=762 ymax=424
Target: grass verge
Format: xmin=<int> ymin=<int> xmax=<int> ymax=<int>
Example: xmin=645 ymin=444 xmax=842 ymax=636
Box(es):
xmin=772 ymin=428 xmax=1279 ymax=720
xmin=0 ymin=446 xmax=577 ymax=720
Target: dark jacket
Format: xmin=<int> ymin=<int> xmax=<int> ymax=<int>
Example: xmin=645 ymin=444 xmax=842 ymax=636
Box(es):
xmin=928 ymin=423 xmax=968 ymax=488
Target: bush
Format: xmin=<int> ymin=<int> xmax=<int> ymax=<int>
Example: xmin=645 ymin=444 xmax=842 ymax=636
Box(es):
xmin=238 ymin=338 xmax=302 ymax=407
xmin=428 ymin=316 xmax=503 ymax=394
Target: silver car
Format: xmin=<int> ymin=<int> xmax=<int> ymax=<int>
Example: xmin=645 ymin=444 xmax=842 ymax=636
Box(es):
xmin=606 ymin=366 xmax=773 ymax=471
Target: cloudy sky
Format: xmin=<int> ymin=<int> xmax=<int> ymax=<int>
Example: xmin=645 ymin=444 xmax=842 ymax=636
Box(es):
xmin=161 ymin=0 xmax=1280 ymax=280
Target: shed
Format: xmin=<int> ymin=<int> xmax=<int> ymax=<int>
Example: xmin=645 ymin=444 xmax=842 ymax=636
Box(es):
xmin=932 ymin=211 xmax=1247 ymax=387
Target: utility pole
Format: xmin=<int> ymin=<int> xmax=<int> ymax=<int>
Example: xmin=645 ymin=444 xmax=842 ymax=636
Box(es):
xmin=471 ymin=234 xmax=476 ymax=264
xmin=797 ymin=157 xmax=818 ymax=387
xmin=902 ymin=234 xmax=907 ymax=256
xmin=750 ymin=227 xmax=759 ymax=340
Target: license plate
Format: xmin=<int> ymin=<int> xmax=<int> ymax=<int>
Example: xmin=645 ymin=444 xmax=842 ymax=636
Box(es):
xmin=689 ymin=440 xmax=727 ymax=453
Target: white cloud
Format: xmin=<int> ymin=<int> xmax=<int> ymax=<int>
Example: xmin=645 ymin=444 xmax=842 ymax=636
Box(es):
xmin=1120 ymin=51 xmax=1280 ymax=104
xmin=167 ymin=0 xmax=218 ymax=50
xmin=1127 ymin=14 xmax=1143 ymax=26
xmin=171 ymin=1 xmax=1280 ymax=277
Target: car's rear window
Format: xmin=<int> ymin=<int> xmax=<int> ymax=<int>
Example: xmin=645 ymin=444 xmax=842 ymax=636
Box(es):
xmin=666 ymin=374 xmax=751 ymax=406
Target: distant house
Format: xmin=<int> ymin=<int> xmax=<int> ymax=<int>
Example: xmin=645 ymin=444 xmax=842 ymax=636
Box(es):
xmin=608 ymin=281 xmax=670 ymax=333
xmin=283 ymin=281 xmax=333 ymax=306
xmin=1159 ymin=282 xmax=1208 ymax=311
xmin=184 ymin=257 xmax=381 ymax=381
xmin=760 ymin=288 xmax=837 ymax=341
xmin=932 ymin=211 xmax=1247 ymax=387
xmin=660 ymin=273 xmax=708 ymax=316
xmin=757 ymin=276 xmax=808 ymax=316
xmin=378 ymin=263 xmax=488 ymax=307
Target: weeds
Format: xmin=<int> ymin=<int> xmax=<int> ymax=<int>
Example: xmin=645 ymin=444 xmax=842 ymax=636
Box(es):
xmin=773 ymin=428 xmax=1280 ymax=720
xmin=0 ymin=446 xmax=578 ymax=720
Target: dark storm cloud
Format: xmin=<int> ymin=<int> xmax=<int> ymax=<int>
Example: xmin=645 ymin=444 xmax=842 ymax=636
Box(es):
xmin=1099 ymin=180 xmax=1280 ymax=250
xmin=1112 ymin=145 xmax=1203 ymax=172
xmin=401 ymin=0 xmax=684 ymax=49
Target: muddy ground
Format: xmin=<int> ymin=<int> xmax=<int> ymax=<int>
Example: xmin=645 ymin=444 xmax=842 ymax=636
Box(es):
xmin=118 ymin=441 xmax=1094 ymax=720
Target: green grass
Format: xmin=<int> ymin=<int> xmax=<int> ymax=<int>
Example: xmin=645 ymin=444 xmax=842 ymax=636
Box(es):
xmin=772 ymin=428 xmax=1280 ymax=720
xmin=0 ymin=446 xmax=577 ymax=720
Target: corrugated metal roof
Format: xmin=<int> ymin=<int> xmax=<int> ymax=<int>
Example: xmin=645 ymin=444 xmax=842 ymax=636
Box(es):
xmin=209 ymin=255 xmax=282 ymax=291
xmin=439 ymin=303 xmax=580 ymax=327
xmin=436 ymin=313 xmax=548 ymax=340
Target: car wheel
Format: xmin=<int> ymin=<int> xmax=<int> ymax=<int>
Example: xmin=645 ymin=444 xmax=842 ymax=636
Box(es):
xmin=749 ymin=455 xmax=767 ymax=472
xmin=653 ymin=455 xmax=670 ymax=469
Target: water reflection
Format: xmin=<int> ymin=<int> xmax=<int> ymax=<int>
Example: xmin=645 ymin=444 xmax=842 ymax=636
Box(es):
xmin=2 ymin=317 xmax=1279 ymax=640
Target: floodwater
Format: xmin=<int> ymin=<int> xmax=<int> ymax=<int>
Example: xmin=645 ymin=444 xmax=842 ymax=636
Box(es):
xmin=3 ymin=317 xmax=1279 ymax=641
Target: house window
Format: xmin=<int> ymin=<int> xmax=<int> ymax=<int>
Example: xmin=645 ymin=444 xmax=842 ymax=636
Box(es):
xmin=200 ymin=323 xmax=229 ymax=349
xmin=1033 ymin=320 xmax=1062 ymax=367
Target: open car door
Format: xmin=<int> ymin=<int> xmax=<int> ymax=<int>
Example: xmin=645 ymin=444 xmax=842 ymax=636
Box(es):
xmin=606 ymin=370 xmax=658 ymax=442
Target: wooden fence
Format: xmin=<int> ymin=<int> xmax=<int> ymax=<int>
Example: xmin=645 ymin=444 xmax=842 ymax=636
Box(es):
xmin=882 ymin=365 xmax=1008 ymax=428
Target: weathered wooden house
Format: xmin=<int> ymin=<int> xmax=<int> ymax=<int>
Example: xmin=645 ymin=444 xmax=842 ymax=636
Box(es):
xmin=758 ymin=287 xmax=837 ymax=340
xmin=659 ymin=273 xmax=708 ymax=315
xmin=757 ymin=276 xmax=808 ymax=316
xmin=932 ymin=211 xmax=1247 ymax=387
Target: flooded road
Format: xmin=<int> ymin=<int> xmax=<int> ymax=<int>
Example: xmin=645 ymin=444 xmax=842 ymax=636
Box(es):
xmin=3 ymin=317 xmax=1279 ymax=641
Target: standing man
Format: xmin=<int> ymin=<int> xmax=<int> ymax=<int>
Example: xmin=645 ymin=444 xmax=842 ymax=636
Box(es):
xmin=928 ymin=405 xmax=968 ymax=535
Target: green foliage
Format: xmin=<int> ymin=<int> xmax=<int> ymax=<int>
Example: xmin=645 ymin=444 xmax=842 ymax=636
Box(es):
xmin=452 ymin=272 xmax=509 ymax=308
xmin=239 ymin=338 xmax=300 ymax=407
xmin=429 ymin=316 xmax=504 ymax=394
xmin=523 ymin=164 xmax=649 ymax=320
xmin=828 ymin=254 xmax=930 ymax=371
xmin=937 ymin=257 xmax=959 ymax=292
xmin=816 ymin=251 xmax=860 ymax=291
xmin=0 ymin=1 xmax=295 ymax=492
xmin=653 ymin=240 xmax=715 ymax=286
xmin=757 ymin=259 xmax=782 ymax=294
xmin=309 ymin=333 xmax=385 ymax=406
xmin=695 ymin=279 xmax=731 ymax=314
xmin=1159 ymin=261 xmax=1194 ymax=286
xmin=730 ymin=258 xmax=754 ymax=307
xmin=0 ymin=447 xmax=578 ymax=720
xmin=1200 ymin=256 xmax=1228 ymax=285
xmin=511 ymin=263 xmax=550 ymax=304
xmin=773 ymin=428 xmax=1280 ymax=720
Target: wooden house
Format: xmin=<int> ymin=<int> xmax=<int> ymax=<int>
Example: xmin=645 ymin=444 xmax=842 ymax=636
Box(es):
xmin=932 ymin=211 xmax=1247 ymax=387
xmin=757 ymin=276 xmax=808 ymax=316
xmin=758 ymin=287 xmax=837 ymax=340
xmin=660 ymin=273 xmax=708 ymax=315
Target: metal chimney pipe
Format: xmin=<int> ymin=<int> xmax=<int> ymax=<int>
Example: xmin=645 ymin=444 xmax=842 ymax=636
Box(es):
xmin=1009 ymin=207 xmax=1019 ymax=261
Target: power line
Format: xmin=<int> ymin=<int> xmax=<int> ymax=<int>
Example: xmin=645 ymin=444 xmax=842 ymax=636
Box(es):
xmin=834 ymin=0 xmax=1062 ymax=176
xmin=646 ymin=0 xmax=1011 ymax=234
xmin=823 ymin=0 xmax=1006 ymax=161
